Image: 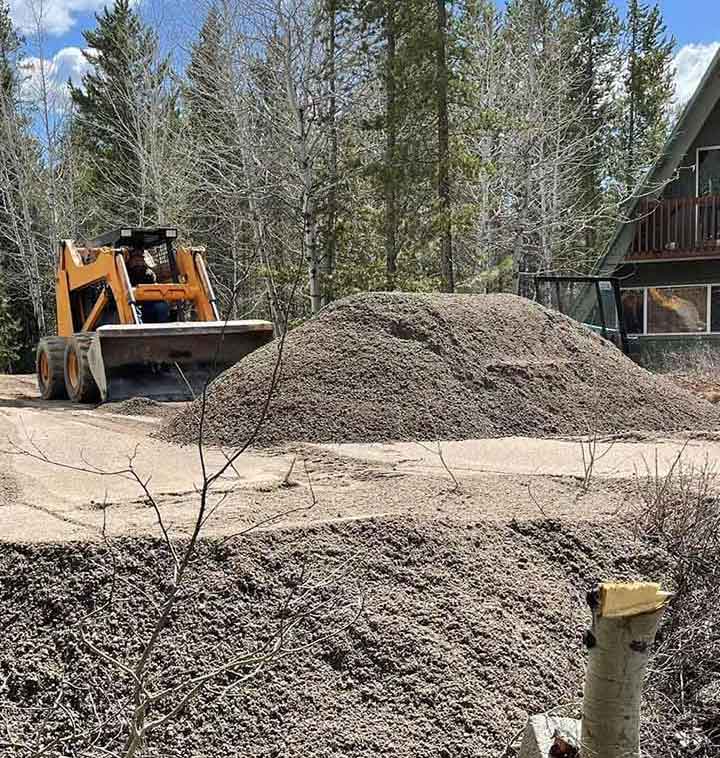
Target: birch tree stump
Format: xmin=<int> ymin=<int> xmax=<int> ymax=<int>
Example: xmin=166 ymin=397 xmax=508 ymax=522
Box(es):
xmin=581 ymin=583 xmax=671 ymax=758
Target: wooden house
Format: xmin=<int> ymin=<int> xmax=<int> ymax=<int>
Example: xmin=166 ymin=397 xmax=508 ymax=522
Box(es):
xmin=597 ymin=48 xmax=720 ymax=361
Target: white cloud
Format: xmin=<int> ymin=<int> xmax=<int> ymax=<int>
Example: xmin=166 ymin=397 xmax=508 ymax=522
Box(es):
xmin=9 ymin=0 xmax=106 ymax=37
xmin=20 ymin=46 xmax=90 ymax=107
xmin=674 ymin=42 xmax=720 ymax=106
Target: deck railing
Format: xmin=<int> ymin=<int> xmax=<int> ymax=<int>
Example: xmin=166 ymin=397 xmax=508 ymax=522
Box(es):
xmin=631 ymin=195 xmax=720 ymax=259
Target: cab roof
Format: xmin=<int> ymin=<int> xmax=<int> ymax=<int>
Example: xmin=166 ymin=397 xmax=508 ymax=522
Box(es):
xmin=87 ymin=227 xmax=178 ymax=250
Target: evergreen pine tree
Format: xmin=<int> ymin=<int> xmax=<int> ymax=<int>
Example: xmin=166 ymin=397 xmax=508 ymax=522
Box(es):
xmin=449 ymin=0 xmax=507 ymax=288
xmin=184 ymin=6 xmax=255 ymax=314
xmin=0 ymin=0 xmax=26 ymax=366
xmin=0 ymin=0 xmax=18 ymax=97
xmin=70 ymin=0 xmax=173 ymax=227
xmin=184 ymin=6 xmax=228 ymax=238
xmin=621 ymin=0 xmax=675 ymax=193
xmin=0 ymin=281 xmax=20 ymax=371
xmin=349 ymin=0 xmax=450 ymax=290
xmin=567 ymin=0 xmax=621 ymax=248
xmin=185 ymin=7 xmax=225 ymax=141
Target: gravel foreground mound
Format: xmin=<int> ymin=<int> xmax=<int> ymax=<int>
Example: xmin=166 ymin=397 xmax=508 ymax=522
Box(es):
xmin=162 ymin=292 xmax=719 ymax=446
xmin=0 ymin=518 xmax=672 ymax=756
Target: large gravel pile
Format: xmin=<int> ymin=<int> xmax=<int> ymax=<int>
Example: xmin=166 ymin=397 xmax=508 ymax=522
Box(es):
xmin=0 ymin=517 xmax=669 ymax=756
xmin=162 ymin=292 xmax=719 ymax=446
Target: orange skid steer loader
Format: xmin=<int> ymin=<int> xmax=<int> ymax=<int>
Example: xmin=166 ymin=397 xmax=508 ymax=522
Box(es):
xmin=37 ymin=227 xmax=273 ymax=403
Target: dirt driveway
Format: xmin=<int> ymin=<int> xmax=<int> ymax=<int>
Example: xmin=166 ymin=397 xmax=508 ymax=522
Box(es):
xmin=1 ymin=373 xmax=718 ymax=543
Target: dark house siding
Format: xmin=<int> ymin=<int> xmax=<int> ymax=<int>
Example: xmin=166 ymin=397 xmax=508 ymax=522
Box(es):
xmin=664 ymin=98 xmax=720 ymax=200
xmin=616 ymin=259 xmax=720 ymax=287
xmin=612 ymin=95 xmax=720 ymax=362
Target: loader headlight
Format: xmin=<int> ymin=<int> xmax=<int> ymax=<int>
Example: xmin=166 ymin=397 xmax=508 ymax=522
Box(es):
xmin=120 ymin=228 xmax=132 ymax=238
xmin=165 ymin=228 xmax=177 ymax=239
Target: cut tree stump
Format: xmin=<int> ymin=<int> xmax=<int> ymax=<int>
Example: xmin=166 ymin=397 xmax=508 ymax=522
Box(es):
xmin=519 ymin=715 xmax=580 ymax=758
xmin=580 ymin=582 xmax=670 ymax=758
xmin=516 ymin=582 xmax=670 ymax=758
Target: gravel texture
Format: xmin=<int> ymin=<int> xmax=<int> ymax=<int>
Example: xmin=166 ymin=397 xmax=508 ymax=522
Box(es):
xmin=0 ymin=516 xmax=667 ymax=757
xmin=99 ymin=396 xmax=179 ymax=418
xmin=161 ymin=292 xmax=720 ymax=447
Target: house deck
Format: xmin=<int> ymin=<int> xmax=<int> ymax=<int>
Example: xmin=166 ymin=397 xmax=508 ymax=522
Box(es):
xmin=629 ymin=196 xmax=720 ymax=262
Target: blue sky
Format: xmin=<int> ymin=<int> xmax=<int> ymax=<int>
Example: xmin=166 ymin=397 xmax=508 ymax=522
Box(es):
xmin=26 ymin=0 xmax=720 ymax=51
xmin=9 ymin=0 xmax=720 ymax=104
xmin=615 ymin=0 xmax=720 ymax=48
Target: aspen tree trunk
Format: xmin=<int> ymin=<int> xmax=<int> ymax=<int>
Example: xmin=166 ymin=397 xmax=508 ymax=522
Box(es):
xmin=436 ymin=0 xmax=453 ymax=292
xmin=34 ymin=54 xmax=61 ymax=249
xmin=230 ymin=219 xmax=241 ymax=319
xmin=0 ymin=105 xmax=47 ymax=335
xmin=581 ymin=583 xmax=669 ymax=758
xmin=322 ymin=0 xmax=337 ymax=307
xmin=282 ymin=26 xmax=322 ymax=314
xmin=252 ymin=208 xmax=285 ymax=333
xmin=303 ymin=189 xmax=322 ymax=314
xmin=239 ymin=134 xmax=284 ymax=333
xmin=384 ymin=2 xmax=398 ymax=290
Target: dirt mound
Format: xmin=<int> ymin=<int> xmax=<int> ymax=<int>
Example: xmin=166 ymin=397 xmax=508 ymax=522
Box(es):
xmin=99 ymin=396 xmax=178 ymax=418
xmin=161 ymin=293 xmax=719 ymax=447
xmin=0 ymin=517 xmax=668 ymax=756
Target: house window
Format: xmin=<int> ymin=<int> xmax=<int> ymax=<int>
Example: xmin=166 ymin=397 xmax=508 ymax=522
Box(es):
xmin=711 ymin=287 xmax=720 ymax=332
xmin=621 ymin=289 xmax=644 ymax=334
xmin=647 ymin=286 xmax=708 ymax=334
xmin=620 ymin=284 xmax=720 ymax=335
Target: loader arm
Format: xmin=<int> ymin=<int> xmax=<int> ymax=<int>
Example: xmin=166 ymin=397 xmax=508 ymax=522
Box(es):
xmin=56 ymin=240 xmax=139 ymax=335
xmin=57 ymin=241 xmax=220 ymax=335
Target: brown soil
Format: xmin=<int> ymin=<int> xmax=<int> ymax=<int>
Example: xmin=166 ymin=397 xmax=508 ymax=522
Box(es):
xmin=8 ymin=364 xmax=717 ymax=545
xmin=0 ymin=516 xmax=668 ymax=757
xmin=161 ymin=293 xmax=720 ymax=447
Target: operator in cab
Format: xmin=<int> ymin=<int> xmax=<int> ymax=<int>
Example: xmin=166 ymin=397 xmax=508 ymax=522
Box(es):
xmin=127 ymin=248 xmax=157 ymax=285
xmin=126 ymin=248 xmax=170 ymax=324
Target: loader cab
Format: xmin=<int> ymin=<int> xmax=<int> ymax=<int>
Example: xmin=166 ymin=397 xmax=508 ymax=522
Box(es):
xmin=55 ymin=225 xmax=222 ymax=341
xmin=82 ymin=226 xmax=202 ymax=326
xmin=88 ymin=227 xmax=181 ymax=285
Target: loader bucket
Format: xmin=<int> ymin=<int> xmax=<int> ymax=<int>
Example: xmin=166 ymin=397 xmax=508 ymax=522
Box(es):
xmin=87 ymin=321 xmax=274 ymax=402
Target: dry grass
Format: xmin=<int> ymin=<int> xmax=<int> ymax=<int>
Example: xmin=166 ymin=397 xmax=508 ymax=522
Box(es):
xmin=650 ymin=347 xmax=720 ymax=404
xmin=634 ymin=455 xmax=720 ymax=756
xmin=648 ymin=346 xmax=720 ymax=376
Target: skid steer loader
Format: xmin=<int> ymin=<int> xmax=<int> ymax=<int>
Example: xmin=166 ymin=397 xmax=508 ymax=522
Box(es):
xmin=36 ymin=227 xmax=274 ymax=403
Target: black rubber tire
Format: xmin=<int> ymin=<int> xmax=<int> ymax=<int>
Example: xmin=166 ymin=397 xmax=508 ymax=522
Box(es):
xmin=64 ymin=333 xmax=100 ymax=404
xmin=36 ymin=337 xmax=68 ymax=400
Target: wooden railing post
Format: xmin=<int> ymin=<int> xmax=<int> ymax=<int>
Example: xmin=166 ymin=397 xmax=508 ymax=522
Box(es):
xmin=628 ymin=195 xmax=720 ymax=260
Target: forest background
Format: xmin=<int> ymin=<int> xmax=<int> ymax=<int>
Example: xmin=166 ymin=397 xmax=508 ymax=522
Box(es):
xmin=0 ymin=0 xmax=681 ymax=369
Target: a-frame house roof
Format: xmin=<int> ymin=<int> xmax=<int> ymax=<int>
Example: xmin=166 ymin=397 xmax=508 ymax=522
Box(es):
xmin=596 ymin=47 xmax=720 ymax=276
